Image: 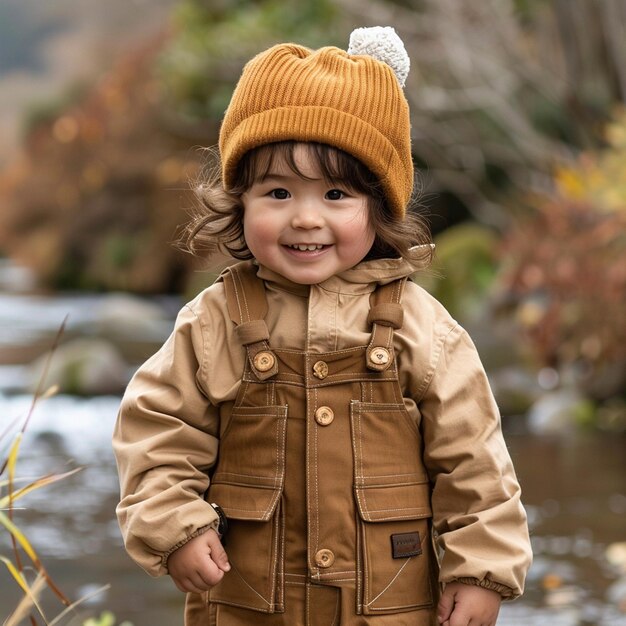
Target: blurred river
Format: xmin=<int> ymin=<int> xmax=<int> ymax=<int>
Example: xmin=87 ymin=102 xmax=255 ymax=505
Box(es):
xmin=0 ymin=266 xmax=625 ymax=625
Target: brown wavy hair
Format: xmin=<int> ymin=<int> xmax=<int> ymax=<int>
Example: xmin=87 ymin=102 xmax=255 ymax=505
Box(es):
xmin=179 ymin=141 xmax=432 ymax=265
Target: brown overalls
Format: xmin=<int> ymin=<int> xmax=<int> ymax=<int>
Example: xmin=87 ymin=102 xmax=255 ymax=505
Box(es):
xmin=186 ymin=262 xmax=439 ymax=626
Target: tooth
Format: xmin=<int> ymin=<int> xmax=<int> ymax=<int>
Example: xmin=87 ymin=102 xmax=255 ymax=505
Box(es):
xmin=290 ymin=244 xmax=324 ymax=250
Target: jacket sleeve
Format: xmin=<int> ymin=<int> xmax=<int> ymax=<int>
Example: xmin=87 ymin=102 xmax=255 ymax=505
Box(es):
xmin=418 ymin=323 xmax=532 ymax=599
xmin=113 ymin=303 xmax=220 ymax=577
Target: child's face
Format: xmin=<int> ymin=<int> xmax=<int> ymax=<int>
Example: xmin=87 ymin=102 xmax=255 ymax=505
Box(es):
xmin=242 ymin=144 xmax=375 ymax=285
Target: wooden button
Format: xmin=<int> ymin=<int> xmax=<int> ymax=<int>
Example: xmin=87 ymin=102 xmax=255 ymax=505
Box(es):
xmin=253 ymin=351 xmax=275 ymax=372
xmin=315 ymin=549 xmax=335 ymax=568
xmin=312 ymin=360 xmax=329 ymax=380
xmin=370 ymin=347 xmax=390 ymax=365
xmin=314 ymin=406 xmax=334 ymax=426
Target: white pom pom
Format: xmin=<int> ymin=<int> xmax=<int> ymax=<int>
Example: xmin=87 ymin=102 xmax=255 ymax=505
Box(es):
xmin=347 ymin=26 xmax=410 ymax=87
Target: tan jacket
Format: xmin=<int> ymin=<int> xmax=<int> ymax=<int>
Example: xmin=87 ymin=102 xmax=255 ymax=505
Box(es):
xmin=114 ymin=252 xmax=532 ymax=598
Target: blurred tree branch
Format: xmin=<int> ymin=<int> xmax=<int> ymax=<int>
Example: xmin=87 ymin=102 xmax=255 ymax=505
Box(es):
xmin=339 ymin=0 xmax=625 ymax=227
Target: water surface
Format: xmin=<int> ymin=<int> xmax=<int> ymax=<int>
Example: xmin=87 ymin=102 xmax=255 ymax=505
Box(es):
xmin=1 ymin=395 xmax=625 ymax=625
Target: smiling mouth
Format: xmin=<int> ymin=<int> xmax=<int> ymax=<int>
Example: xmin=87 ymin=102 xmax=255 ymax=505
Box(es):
xmin=286 ymin=244 xmax=326 ymax=251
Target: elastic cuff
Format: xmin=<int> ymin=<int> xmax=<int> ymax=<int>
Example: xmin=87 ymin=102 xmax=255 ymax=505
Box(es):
xmin=451 ymin=577 xmax=519 ymax=600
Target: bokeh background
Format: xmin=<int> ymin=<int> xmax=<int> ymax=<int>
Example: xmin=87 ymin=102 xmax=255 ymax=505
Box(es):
xmin=1 ymin=1 xmax=625 ymax=625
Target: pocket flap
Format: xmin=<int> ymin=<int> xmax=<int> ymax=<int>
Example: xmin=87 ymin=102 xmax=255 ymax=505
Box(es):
xmin=355 ymin=481 xmax=432 ymax=522
xmin=209 ymin=481 xmax=281 ymax=522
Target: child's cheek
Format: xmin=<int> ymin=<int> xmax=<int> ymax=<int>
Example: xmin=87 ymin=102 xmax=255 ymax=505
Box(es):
xmin=243 ymin=214 xmax=276 ymax=259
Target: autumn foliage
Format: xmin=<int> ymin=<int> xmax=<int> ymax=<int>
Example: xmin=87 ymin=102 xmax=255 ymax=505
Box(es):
xmin=0 ymin=33 xmax=201 ymax=293
xmin=499 ymin=109 xmax=626 ymax=384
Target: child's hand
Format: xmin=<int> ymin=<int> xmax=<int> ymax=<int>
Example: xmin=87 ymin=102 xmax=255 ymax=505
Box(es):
xmin=167 ymin=529 xmax=231 ymax=593
xmin=437 ymin=581 xmax=501 ymax=626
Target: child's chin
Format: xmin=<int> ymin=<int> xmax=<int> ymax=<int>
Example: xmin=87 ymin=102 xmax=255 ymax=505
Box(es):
xmin=281 ymin=268 xmax=331 ymax=285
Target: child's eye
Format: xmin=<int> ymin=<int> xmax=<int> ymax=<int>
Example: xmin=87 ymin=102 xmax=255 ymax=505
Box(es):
xmin=269 ymin=188 xmax=290 ymax=199
xmin=325 ymin=189 xmax=345 ymax=200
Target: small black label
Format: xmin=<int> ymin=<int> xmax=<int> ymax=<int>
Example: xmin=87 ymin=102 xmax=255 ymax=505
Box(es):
xmin=391 ymin=531 xmax=422 ymax=559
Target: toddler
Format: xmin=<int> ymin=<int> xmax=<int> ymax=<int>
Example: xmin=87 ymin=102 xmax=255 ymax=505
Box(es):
xmin=114 ymin=26 xmax=532 ymax=626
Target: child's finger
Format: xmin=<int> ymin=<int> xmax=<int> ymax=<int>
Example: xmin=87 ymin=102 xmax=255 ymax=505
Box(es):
xmin=175 ymin=575 xmax=207 ymax=594
xmin=437 ymin=587 xmax=456 ymax=624
xmin=208 ymin=535 xmax=231 ymax=572
xmin=197 ymin=561 xmax=225 ymax=588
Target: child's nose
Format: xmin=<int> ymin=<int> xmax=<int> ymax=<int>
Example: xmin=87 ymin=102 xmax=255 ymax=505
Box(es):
xmin=291 ymin=201 xmax=324 ymax=229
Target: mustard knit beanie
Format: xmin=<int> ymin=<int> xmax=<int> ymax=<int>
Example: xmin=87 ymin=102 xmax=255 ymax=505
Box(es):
xmin=219 ymin=27 xmax=413 ymax=219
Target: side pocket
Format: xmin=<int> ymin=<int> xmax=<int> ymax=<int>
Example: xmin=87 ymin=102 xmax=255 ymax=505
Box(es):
xmin=351 ymin=401 xmax=434 ymax=615
xmin=208 ymin=405 xmax=287 ymax=614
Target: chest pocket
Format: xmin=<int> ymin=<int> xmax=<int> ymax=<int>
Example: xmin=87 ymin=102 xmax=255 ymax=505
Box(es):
xmin=351 ymin=400 xmax=435 ymax=614
xmin=208 ymin=404 xmax=287 ymax=613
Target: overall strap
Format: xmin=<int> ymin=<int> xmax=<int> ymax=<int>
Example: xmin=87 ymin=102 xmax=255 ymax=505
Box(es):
xmin=221 ymin=261 xmax=278 ymax=381
xmin=366 ymin=277 xmax=407 ymax=371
